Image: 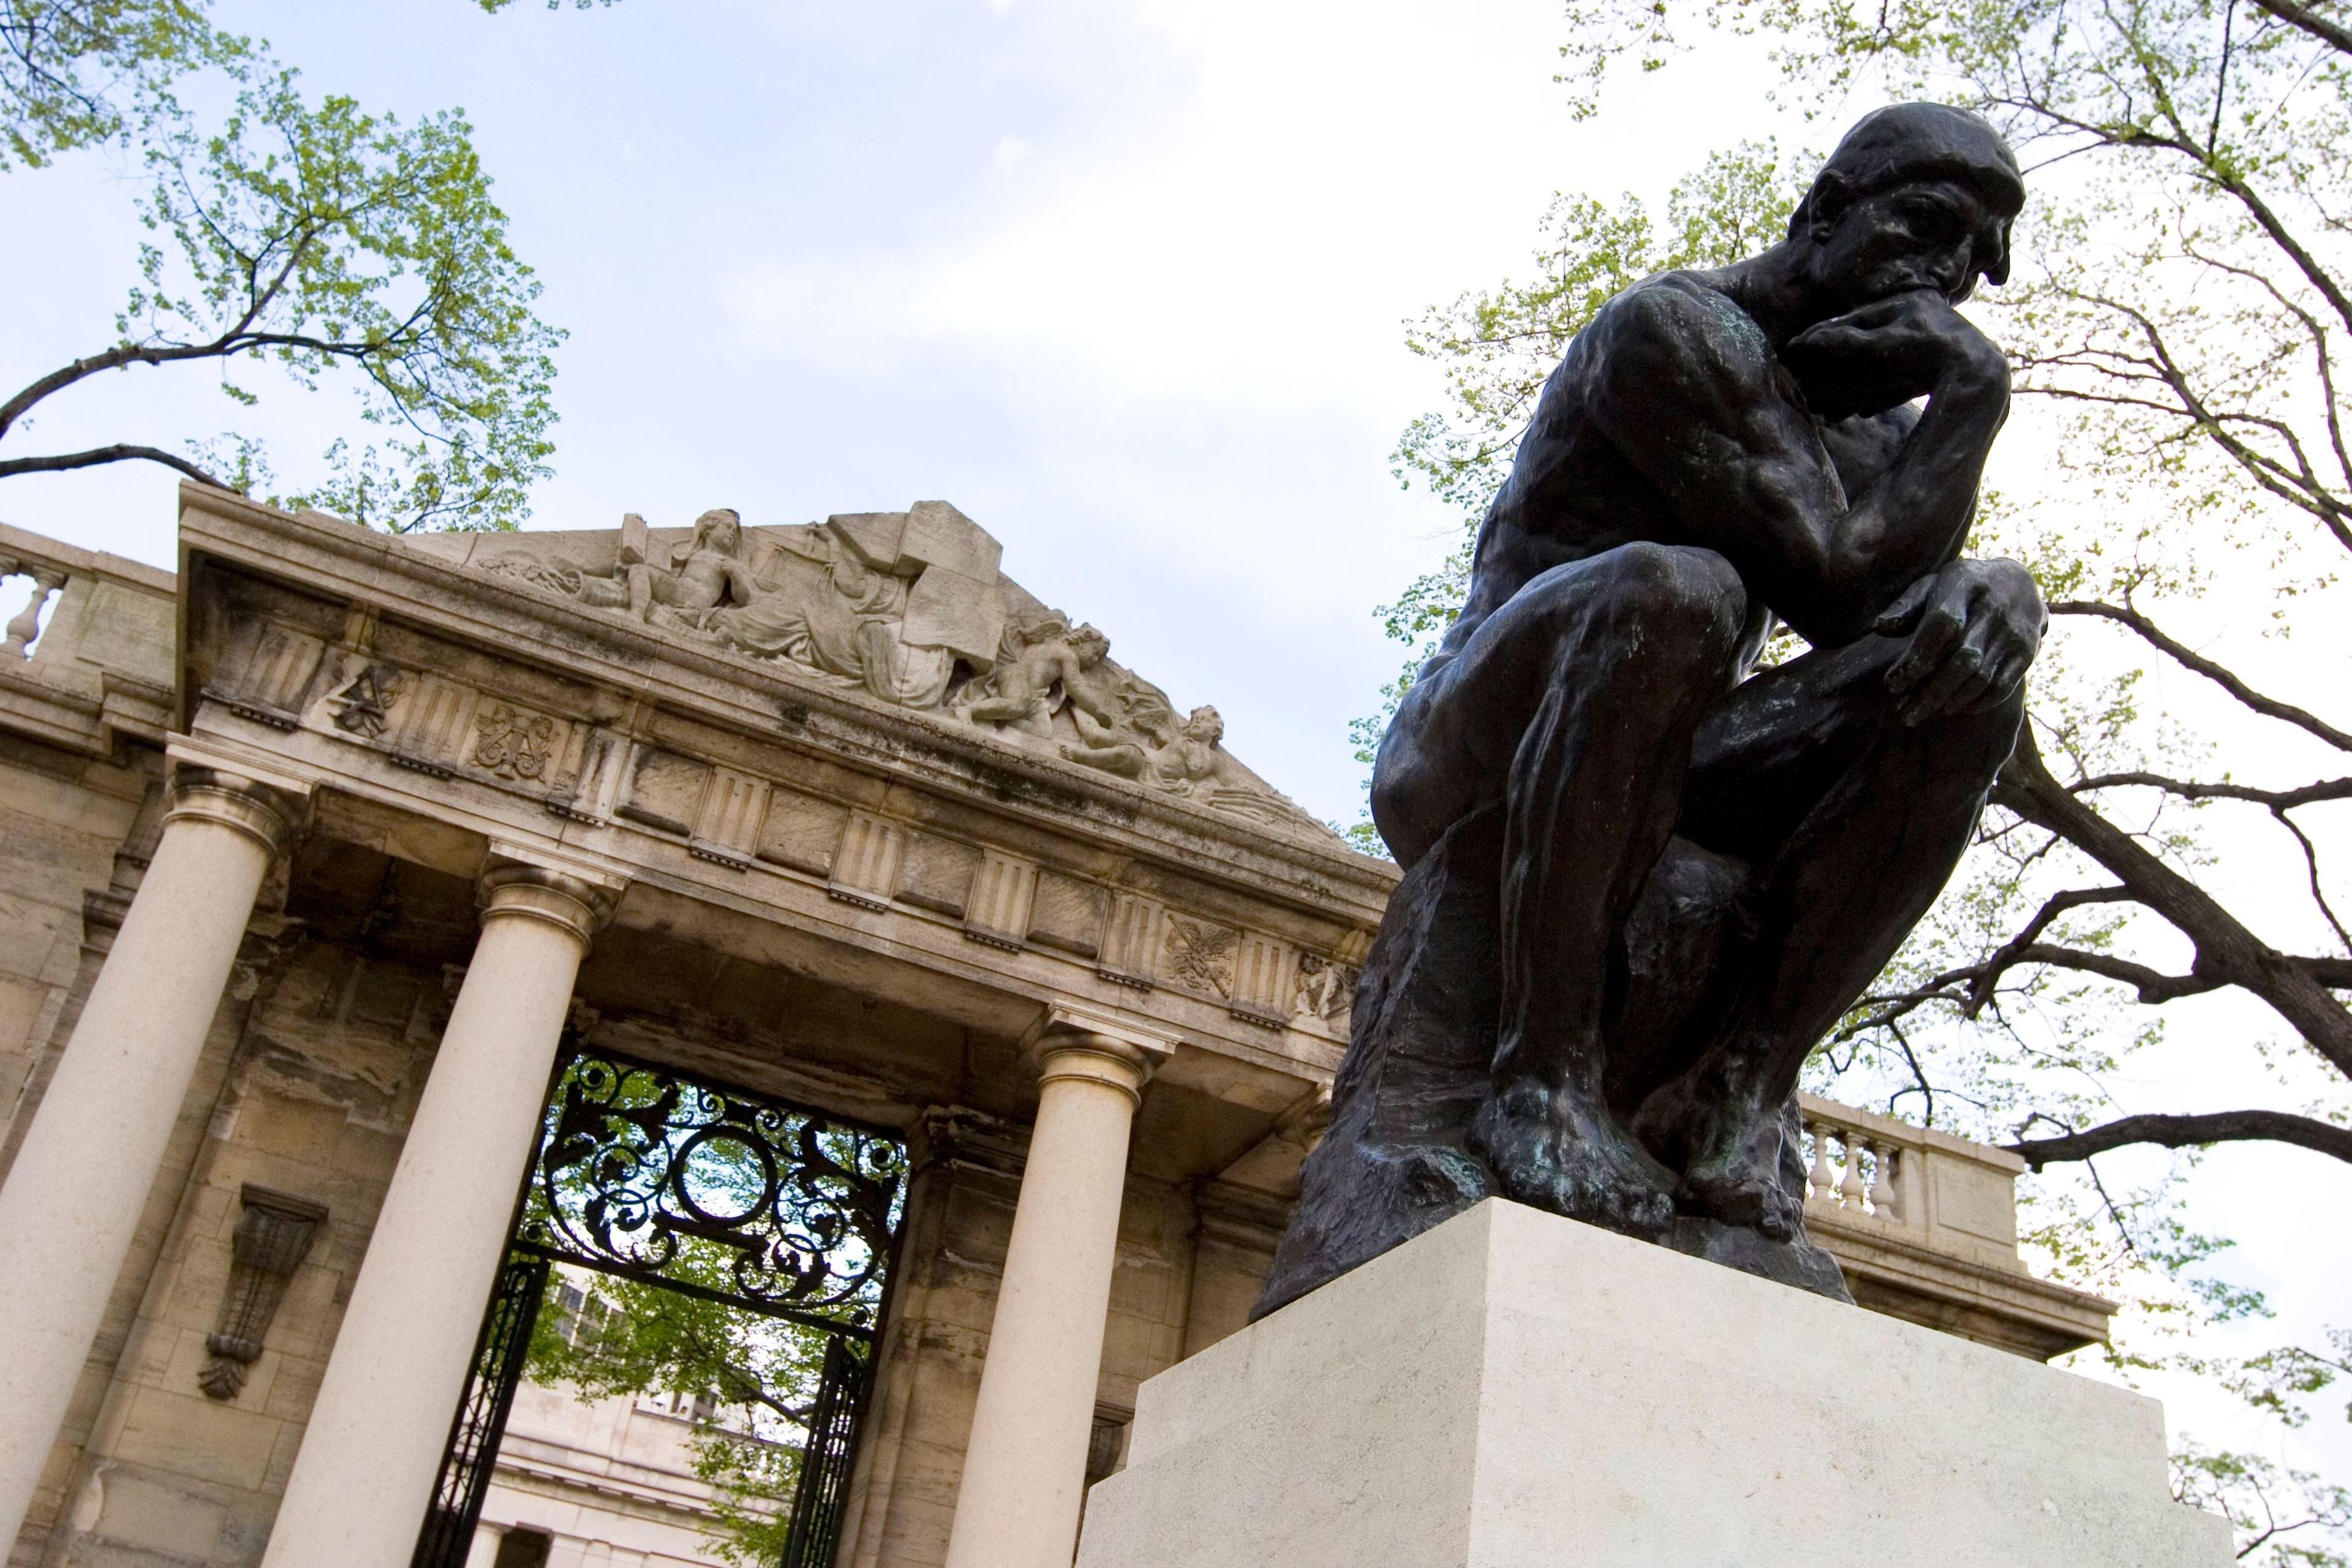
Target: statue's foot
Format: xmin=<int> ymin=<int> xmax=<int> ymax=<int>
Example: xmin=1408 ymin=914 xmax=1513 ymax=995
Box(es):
xmin=1468 ymin=1079 xmax=1676 ymax=1242
xmin=1676 ymin=1149 xmax=1804 ymax=1242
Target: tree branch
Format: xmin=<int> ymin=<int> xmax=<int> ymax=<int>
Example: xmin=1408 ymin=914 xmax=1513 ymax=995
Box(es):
xmin=2247 ymin=0 xmax=2352 ymax=56
xmin=2008 ymin=1110 xmax=2352 ymax=1169
xmin=1997 ymin=942 xmax=2226 ymax=1003
xmin=0 ymin=443 xmax=230 ymax=488
xmin=2072 ymin=771 xmax=2352 ymax=810
xmin=2051 ymin=601 xmax=2352 ymax=752
xmin=1995 ymin=725 xmax=2352 ymax=1076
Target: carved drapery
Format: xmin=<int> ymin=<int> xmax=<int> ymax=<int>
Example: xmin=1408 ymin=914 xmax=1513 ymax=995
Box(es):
xmin=199 ymin=1185 xmax=330 ymax=1400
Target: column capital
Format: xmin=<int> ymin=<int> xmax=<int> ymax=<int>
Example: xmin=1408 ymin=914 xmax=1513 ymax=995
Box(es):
xmin=1023 ymin=1003 xmax=1178 ymax=1109
xmin=478 ymin=851 xmax=625 ymax=946
xmin=165 ymin=765 xmax=309 ymax=858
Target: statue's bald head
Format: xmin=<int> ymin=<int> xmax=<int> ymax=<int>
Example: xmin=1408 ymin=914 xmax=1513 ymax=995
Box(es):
xmin=1792 ymin=104 xmax=2024 ymax=286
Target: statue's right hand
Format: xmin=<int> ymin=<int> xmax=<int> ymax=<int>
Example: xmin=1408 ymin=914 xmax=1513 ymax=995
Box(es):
xmin=1784 ymin=288 xmax=2007 ymax=417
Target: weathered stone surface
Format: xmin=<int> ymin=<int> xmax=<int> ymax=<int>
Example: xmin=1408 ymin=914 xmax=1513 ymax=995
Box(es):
xmin=1086 ymin=1202 xmax=2231 ymax=1568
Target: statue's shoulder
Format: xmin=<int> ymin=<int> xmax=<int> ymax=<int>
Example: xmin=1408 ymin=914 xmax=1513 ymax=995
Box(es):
xmin=1576 ymin=271 xmax=1777 ymax=423
xmin=1588 ymin=271 xmax=1768 ymax=361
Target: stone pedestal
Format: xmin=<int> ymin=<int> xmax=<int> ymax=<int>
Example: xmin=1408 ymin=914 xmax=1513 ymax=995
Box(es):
xmin=1076 ymin=1199 xmax=2231 ymax=1568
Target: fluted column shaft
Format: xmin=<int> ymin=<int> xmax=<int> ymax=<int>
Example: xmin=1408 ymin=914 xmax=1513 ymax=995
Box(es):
xmin=942 ymin=1009 xmax=1172 ymax=1568
xmin=260 ymin=859 xmax=617 ymax=1568
xmin=0 ymin=768 xmax=303 ymax=1542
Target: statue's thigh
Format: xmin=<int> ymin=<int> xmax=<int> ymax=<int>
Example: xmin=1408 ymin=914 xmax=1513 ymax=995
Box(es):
xmin=1437 ymin=546 xmax=1743 ymax=763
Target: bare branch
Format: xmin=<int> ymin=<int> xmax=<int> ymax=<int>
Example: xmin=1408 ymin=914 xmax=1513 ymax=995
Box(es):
xmin=1962 ymin=886 xmax=2136 ymax=1014
xmin=1999 ymin=942 xmax=2225 ymax=1003
xmin=1995 ymin=726 xmax=2352 ymax=1076
xmin=0 ymin=443 xmax=230 ymax=488
xmin=2246 ymin=0 xmax=2352 ymax=57
xmin=2008 ymin=1110 xmax=2352 ymax=1169
xmin=2072 ymin=771 xmax=2352 ymax=810
xmin=2052 ymin=601 xmax=2352 ymax=752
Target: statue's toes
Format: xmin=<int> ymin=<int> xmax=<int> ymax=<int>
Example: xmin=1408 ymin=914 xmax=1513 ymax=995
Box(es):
xmin=1676 ymin=1168 xmax=1771 ymax=1230
xmin=1755 ymin=1183 xmax=1802 ymax=1242
xmin=1607 ymin=1183 xmax=1677 ymax=1242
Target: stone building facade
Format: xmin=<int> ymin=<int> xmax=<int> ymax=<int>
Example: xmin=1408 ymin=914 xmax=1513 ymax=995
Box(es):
xmin=0 ymin=491 xmax=2111 ymax=1568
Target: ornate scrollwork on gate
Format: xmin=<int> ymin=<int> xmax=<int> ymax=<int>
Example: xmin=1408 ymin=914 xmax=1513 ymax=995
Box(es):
xmin=518 ymin=1051 xmax=905 ymax=1330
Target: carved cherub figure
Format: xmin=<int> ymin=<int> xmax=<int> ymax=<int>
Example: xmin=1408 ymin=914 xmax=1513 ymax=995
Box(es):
xmin=959 ymin=619 xmax=1114 ymax=737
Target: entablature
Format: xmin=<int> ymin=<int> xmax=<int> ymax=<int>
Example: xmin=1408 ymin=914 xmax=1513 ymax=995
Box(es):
xmin=173 ymin=487 xmax=1396 ymax=1123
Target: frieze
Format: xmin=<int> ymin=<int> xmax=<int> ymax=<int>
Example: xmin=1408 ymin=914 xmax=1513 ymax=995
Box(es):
xmin=194 ymin=602 xmax=1362 ymax=1038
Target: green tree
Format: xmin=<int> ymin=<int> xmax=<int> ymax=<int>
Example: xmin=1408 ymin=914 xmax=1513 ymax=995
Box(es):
xmin=0 ymin=1 xmax=595 ymax=530
xmin=1371 ymin=1 xmax=2352 ymax=1554
xmin=1 ymin=1 xmax=229 ymax=169
xmin=526 ymin=1259 xmax=834 ymax=1567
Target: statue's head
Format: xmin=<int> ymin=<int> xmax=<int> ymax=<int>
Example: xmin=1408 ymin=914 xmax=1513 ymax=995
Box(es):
xmin=1791 ymin=104 xmax=2024 ymax=309
xmin=1068 ymin=624 xmax=1110 ymax=666
xmin=1183 ymin=705 xmax=1224 ymax=745
xmin=694 ymin=508 xmax=743 ymax=553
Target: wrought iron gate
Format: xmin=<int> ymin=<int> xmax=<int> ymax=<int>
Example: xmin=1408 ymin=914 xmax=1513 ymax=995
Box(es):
xmin=413 ymin=1049 xmax=907 ymax=1568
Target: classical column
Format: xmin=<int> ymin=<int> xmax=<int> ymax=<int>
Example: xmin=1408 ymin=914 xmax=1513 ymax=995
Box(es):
xmin=942 ymin=1006 xmax=1175 ymax=1568
xmin=0 ymin=766 xmax=304 ymax=1543
xmin=261 ymin=856 xmax=619 ymax=1568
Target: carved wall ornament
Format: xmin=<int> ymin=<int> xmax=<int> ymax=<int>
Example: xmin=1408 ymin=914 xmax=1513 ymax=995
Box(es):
xmin=472 ymin=704 xmax=556 ymax=780
xmin=327 ymin=663 xmax=402 ymax=737
xmin=1293 ymin=953 xmax=1357 ymax=1025
xmin=199 ymin=1185 xmax=330 ymax=1400
xmin=1163 ymin=917 xmax=1238 ymax=997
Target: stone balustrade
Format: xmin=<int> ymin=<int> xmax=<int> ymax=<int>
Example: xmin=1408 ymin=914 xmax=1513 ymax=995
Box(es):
xmin=0 ymin=521 xmax=176 ymax=758
xmin=1795 ymin=1092 xmax=2116 ymax=1360
xmin=0 ymin=548 xmax=67 ymax=658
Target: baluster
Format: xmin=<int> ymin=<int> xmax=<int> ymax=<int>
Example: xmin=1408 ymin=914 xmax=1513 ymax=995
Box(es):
xmin=1 ymin=566 xmax=63 ymax=658
xmin=1867 ymin=1140 xmax=1902 ymax=1221
xmin=1837 ymin=1131 xmax=1870 ymax=1209
xmin=1804 ymin=1119 xmax=1834 ymax=1203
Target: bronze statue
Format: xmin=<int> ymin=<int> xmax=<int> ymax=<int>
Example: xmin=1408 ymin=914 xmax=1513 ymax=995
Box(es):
xmin=1259 ymin=104 xmax=2043 ymax=1312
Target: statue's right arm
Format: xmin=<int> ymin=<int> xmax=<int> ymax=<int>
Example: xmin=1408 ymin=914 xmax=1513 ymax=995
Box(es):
xmin=1585 ymin=279 xmax=2009 ymax=646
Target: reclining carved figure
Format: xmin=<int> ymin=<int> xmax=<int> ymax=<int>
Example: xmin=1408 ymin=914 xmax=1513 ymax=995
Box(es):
xmin=1259 ymin=104 xmax=2045 ymax=1311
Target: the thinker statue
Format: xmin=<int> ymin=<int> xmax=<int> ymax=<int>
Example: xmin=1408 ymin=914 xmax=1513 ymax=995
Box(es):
xmin=1260 ymin=104 xmax=2045 ymax=1312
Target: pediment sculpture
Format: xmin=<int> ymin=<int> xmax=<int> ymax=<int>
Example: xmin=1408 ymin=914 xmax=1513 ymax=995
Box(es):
xmin=445 ymin=500 xmax=1325 ymax=837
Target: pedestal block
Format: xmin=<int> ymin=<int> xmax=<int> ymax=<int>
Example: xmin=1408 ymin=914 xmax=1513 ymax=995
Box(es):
xmin=1076 ymin=1199 xmax=2230 ymax=1568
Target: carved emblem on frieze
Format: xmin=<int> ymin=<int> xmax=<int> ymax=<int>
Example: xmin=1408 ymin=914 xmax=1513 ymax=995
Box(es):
xmin=1164 ymin=916 xmax=1238 ymax=997
xmin=327 ymin=664 xmax=402 ymax=737
xmin=1294 ymin=952 xmax=1358 ymax=1025
xmin=472 ymin=703 xmax=556 ymax=780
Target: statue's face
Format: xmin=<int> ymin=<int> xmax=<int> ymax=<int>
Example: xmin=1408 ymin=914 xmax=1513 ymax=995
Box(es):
xmin=1808 ymin=176 xmax=2005 ymax=311
xmin=707 ymin=514 xmax=741 ymax=551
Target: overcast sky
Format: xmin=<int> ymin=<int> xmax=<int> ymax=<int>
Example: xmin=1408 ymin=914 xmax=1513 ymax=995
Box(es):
xmin=4 ymin=0 xmax=2345 ymax=1497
